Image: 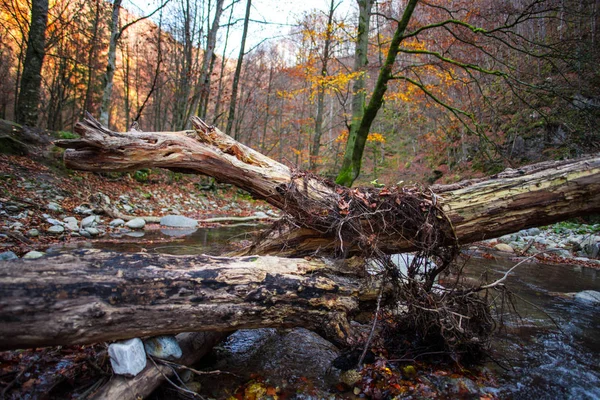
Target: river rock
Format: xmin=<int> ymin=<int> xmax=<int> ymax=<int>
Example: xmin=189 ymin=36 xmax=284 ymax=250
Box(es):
xmin=109 ymin=218 xmax=125 ymax=227
xmin=73 ymin=205 xmax=93 ymax=215
xmin=574 ymin=290 xmax=600 ymax=305
xmin=212 ymin=328 xmax=340 ymax=383
xmin=47 ymin=225 xmax=64 ymax=234
xmin=85 ymin=227 xmax=100 ymax=236
xmin=144 ymin=336 xmax=183 ymax=360
xmin=47 ymin=202 xmax=62 ymax=212
xmin=125 ymin=218 xmax=146 ymax=229
xmin=46 ymin=218 xmax=63 ymax=226
xmin=81 ymin=215 xmax=97 ymax=228
xmin=494 ymin=243 xmax=514 ymax=253
xmin=108 ymin=338 xmax=147 ymax=377
xmin=160 ymin=215 xmax=197 ymax=228
xmin=63 ymin=217 xmax=79 ymax=231
xmin=78 ymin=229 xmax=92 ymax=238
xmin=0 ymin=251 xmax=18 ymax=261
xmin=27 ymin=229 xmax=39 ymax=237
xmin=23 ymin=251 xmax=45 ymax=259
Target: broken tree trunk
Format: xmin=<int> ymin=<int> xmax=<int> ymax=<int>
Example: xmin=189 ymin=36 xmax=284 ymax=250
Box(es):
xmin=0 ymin=250 xmax=373 ymax=351
xmin=55 ymin=116 xmax=600 ymax=256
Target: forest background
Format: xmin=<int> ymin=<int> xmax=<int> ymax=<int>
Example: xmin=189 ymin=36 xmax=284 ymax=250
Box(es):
xmin=1 ymin=0 xmax=599 ymax=186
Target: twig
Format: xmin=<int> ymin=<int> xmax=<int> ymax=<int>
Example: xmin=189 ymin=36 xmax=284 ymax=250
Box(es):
xmin=479 ymin=249 xmax=562 ymax=290
xmin=1 ymin=358 xmax=36 ymax=399
xmin=155 ymin=359 xmax=240 ymax=378
xmin=148 ymin=356 xmax=204 ymax=399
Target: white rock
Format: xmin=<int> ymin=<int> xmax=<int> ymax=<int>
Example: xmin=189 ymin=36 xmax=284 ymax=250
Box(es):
xmin=144 ymin=336 xmax=183 ymax=360
xmin=108 ymin=338 xmax=147 ymax=377
xmin=159 ymin=215 xmax=197 ymax=228
xmin=23 ymin=251 xmax=45 ymax=259
xmin=125 ymin=218 xmax=146 ymax=229
xmin=574 ymin=290 xmax=600 ymax=305
xmin=253 ymin=211 xmax=269 ymax=219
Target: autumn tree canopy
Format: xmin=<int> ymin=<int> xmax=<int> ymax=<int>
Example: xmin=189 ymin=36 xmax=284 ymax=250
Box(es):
xmin=0 ymin=0 xmax=598 ymax=184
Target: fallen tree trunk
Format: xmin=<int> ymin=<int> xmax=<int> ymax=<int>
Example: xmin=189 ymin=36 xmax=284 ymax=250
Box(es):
xmin=56 ymin=116 xmax=600 ymax=256
xmin=0 ymin=250 xmax=373 ymax=351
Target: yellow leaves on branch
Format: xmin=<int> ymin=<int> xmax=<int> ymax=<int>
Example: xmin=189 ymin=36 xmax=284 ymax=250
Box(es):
xmin=335 ymin=131 xmax=386 ymax=144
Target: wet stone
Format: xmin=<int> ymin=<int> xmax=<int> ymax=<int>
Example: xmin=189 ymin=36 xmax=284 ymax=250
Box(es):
xmin=0 ymin=251 xmax=18 ymax=261
xmin=144 ymin=336 xmax=182 ymax=361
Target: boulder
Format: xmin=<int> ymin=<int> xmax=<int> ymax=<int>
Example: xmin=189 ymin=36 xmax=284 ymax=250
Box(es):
xmin=108 ymin=338 xmax=147 ymax=377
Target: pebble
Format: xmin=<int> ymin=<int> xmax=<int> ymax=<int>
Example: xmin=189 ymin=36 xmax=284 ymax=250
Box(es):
xmin=125 ymin=218 xmax=146 ymax=229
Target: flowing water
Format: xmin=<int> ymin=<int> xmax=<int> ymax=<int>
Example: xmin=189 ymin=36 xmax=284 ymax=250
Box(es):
xmin=60 ymin=227 xmax=600 ymax=399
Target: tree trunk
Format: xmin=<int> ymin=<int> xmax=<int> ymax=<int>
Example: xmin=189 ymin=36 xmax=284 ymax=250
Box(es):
xmin=336 ymin=0 xmax=419 ymax=186
xmin=99 ymin=0 xmax=121 ymax=127
xmin=0 ymin=251 xmax=369 ymax=351
xmin=226 ymin=0 xmax=251 ymax=139
xmin=56 ymin=116 xmax=600 ymax=257
xmin=15 ymin=0 xmax=49 ymax=126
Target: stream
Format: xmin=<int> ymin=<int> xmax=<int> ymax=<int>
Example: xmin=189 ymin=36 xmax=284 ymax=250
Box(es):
xmin=53 ymin=226 xmax=600 ymax=399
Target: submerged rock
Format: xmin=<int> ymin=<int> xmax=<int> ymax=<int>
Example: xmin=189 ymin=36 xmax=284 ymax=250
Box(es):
xmin=108 ymin=338 xmax=147 ymax=377
xmin=574 ymin=290 xmax=600 ymax=305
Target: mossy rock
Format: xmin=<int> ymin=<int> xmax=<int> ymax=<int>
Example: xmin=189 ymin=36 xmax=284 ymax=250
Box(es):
xmin=0 ymin=135 xmax=29 ymax=155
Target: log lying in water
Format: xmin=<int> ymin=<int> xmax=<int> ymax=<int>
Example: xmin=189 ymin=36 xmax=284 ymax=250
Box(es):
xmin=0 ymin=250 xmax=373 ymax=351
xmin=55 ymin=117 xmax=600 ymax=256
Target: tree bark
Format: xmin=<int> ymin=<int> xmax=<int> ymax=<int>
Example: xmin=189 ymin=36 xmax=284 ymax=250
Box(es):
xmin=0 ymin=251 xmax=371 ymax=351
xmin=15 ymin=0 xmax=49 ymax=126
xmin=56 ymin=116 xmax=600 ymax=257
